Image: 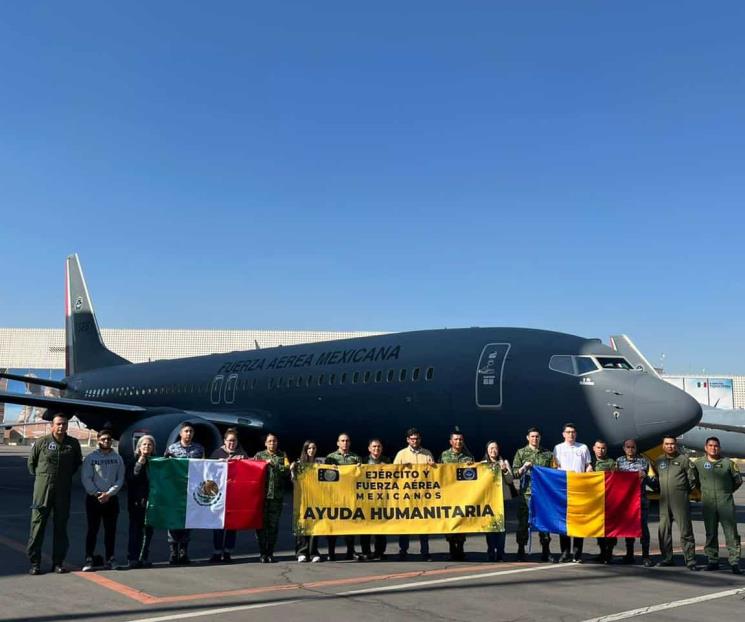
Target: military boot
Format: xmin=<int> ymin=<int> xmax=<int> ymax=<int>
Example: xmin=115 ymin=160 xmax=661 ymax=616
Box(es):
xmin=641 ymin=544 xmax=652 ymax=567
xmin=517 ymin=544 xmax=526 ymax=561
xmin=622 ymin=542 xmax=634 ymax=564
xmin=168 ymin=544 xmax=178 ymax=565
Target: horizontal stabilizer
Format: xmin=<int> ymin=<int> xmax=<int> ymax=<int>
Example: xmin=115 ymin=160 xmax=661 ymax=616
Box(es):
xmin=0 ymin=372 xmax=67 ymax=390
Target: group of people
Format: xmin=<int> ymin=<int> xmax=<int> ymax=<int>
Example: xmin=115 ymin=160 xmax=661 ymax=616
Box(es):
xmin=26 ymin=415 xmax=743 ymax=576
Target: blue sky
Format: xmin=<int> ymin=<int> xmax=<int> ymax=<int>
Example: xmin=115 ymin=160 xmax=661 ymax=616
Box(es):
xmin=1 ymin=2 xmax=744 ymax=373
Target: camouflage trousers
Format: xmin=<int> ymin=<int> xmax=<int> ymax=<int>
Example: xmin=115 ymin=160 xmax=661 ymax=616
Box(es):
xmin=256 ymin=498 xmax=284 ymax=556
xmin=516 ymin=493 xmax=551 ymax=546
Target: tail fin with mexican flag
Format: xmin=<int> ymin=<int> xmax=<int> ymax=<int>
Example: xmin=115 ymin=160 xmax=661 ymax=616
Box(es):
xmin=529 ymin=466 xmax=641 ymax=538
xmin=146 ymin=459 xmax=268 ymax=530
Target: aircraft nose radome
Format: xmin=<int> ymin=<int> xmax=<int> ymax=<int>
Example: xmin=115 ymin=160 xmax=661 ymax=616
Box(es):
xmin=633 ymin=379 xmax=702 ymax=445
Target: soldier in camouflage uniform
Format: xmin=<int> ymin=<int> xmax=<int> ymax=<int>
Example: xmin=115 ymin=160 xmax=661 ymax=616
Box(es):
xmin=440 ymin=431 xmax=474 ymax=561
xmin=254 ymin=432 xmax=290 ymax=563
xmin=325 ymin=433 xmax=363 ymax=560
xmin=512 ymin=427 xmax=555 ymax=562
xmin=693 ymin=437 xmax=742 ymax=574
xmin=655 ymin=435 xmax=698 ymax=569
xmin=616 ymin=439 xmax=655 ymax=566
xmin=27 ymin=415 xmax=83 ymax=575
xmin=592 ymin=440 xmax=616 ymax=564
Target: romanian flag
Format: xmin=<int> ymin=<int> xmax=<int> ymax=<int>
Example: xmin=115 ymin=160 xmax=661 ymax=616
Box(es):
xmin=146 ymin=459 xmax=268 ymax=530
xmin=529 ymin=466 xmax=641 ymax=537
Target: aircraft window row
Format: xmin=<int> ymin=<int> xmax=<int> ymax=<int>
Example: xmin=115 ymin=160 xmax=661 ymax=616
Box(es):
xmin=549 ymin=355 xmax=634 ymax=376
xmin=548 ymin=355 xmax=599 ymax=376
xmin=267 ymin=367 xmax=435 ymax=390
xmin=84 ymin=384 xmax=211 ymax=398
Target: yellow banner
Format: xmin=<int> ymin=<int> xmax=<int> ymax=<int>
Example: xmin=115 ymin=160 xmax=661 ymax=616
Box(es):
xmin=293 ymin=463 xmax=504 ymax=535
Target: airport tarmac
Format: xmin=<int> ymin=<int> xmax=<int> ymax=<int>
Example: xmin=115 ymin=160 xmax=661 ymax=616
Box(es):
xmin=1 ymin=445 xmax=744 ymax=622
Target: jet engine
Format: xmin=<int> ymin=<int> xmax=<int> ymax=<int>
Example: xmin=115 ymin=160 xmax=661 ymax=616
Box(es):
xmin=118 ymin=412 xmax=222 ymax=464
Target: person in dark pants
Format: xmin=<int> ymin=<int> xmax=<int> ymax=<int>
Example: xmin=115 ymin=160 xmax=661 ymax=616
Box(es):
xmin=616 ymin=439 xmax=655 ymax=567
xmin=325 ymin=433 xmax=364 ymax=561
xmin=164 ymin=422 xmax=204 ymax=564
xmin=291 ymin=440 xmax=324 ymax=563
xmin=209 ymin=428 xmax=247 ymax=563
xmin=360 ymin=439 xmax=390 ymax=560
xmin=81 ymin=428 xmax=125 ymax=571
xmin=27 ymin=414 xmax=83 ymax=575
xmin=123 ymin=435 xmax=156 ymax=569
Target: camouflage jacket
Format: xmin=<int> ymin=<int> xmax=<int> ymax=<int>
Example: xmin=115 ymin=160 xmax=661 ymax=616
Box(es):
xmin=439 ymin=449 xmax=474 ymax=464
xmin=325 ymin=451 xmax=361 ymax=465
xmin=512 ymin=445 xmax=554 ymax=495
xmin=254 ymin=450 xmax=290 ymax=499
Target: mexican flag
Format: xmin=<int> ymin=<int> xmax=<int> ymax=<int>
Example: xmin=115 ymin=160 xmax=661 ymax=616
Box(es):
xmin=146 ymin=458 xmax=268 ymax=529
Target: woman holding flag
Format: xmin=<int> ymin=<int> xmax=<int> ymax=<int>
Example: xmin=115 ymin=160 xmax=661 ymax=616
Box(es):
xmin=209 ymin=429 xmax=247 ymax=563
xmin=482 ymin=441 xmax=514 ymax=561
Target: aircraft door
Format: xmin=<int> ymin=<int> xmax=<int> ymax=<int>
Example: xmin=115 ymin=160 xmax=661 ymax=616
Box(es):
xmin=224 ymin=374 xmax=238 ymax=404
xmin=475 ymin=343 xmax=510 ymax=408
xmin=210 ymin=375 xmax=224 ymax=405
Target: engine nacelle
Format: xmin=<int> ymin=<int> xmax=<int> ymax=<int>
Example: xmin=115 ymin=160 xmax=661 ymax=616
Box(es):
xmin=118 ymin=412 xmax=222 ymax=464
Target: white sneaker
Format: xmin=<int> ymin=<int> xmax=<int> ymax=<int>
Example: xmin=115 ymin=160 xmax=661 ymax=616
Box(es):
xmin=297 ymin=555 xmax=308 ymax=563
xmin=311 ymin=555 xmax=321 ymax=563
xmin=82 ymin=557 xmax=95 ymax=572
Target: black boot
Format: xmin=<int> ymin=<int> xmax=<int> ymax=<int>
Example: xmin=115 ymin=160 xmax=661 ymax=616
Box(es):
xmin=448 ymin=540 xmax=458 ymax=561
xmin=623 ymin=542 xmax=634 ymax=564
xmin=641 ymin=544 xmax=652 ymax=567
xmin=541 ymin=542 xmax=554 ymax=563
xmin=517 ymin=544 xmax=526 ymax=561
xmin=168 ymin=543 xmax=178 ymax=565
xmin=178 ymin=543 xmax=191 ymax=565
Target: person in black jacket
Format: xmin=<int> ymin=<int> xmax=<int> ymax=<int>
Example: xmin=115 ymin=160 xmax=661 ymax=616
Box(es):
xmin=123 ymin=435 xmax=156 ymax=569
xmin=209 ymin=428 xmax=248 ymax=563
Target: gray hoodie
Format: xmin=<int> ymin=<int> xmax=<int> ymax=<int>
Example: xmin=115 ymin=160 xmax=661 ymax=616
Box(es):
xmin=81 ymin=449 xmax=125 ymax=497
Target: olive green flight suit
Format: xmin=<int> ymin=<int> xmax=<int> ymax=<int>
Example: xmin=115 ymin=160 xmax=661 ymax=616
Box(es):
xmin=27 ymin=434 xmax=83 ymax=566
xmin=512 ymin=445 xmax=554 ymax=546
xmin=656 ymin=453 xmax=697 ymax=566
xmin=324 ymin=450 xmax=361 ymax=556
xmin=693 ymin=457 xmax=742 ymax=566
xmin=440 ymin=448 xmax=474 ymax=558
xmin=254 ymin=450 xmax=290 ymax=556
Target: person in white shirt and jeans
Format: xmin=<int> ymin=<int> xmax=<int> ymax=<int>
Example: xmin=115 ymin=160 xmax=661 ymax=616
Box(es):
xmin=553 ymin=423 xmax=592 ymax=563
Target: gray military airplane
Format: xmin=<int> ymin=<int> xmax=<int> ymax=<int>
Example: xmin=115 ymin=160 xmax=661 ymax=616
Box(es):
xmin=609 ymin=334 xmax=745 ymax=458
xmin=0 ymin=255 xmax=701 ymax=463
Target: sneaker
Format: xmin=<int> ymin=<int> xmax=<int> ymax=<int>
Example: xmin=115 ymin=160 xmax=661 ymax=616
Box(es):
xmin=642 ymin=558 xmax=653 ymax=568
xmin=311 ymin=555 xmax=322 ymax=563
xmin=327 ymin=553 xmax=337 ymax=562
xmin=572 ymin=556 xmax=583 ymax=564
xmin=209 ymin=553 xmax=222 ymax=564
xmin=53 ymin=564 xmax=69 ymax=574
xmin=297 ymin=555 xmax=308 ymax=563
xmin=558 ymin=552 xmax=571 ymax=563
xmin=29 ymin=565 xmax=42 ymax=576
xmin=656 ymin=559 xmax=674 ymax=567
xmin=82 ymin=557 xmax=95 ymax=572
xmin=266 ymin=555 xmax=276 ymax=563
xmin=260 ymin=555 xmax=269 ymax=563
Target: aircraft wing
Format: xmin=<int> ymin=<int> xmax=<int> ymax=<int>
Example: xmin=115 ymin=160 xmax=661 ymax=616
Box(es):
xmin=0 ymin=390 xmax=146 ymax=416
xmin=693 ymin=421 xmax=745 ymax=434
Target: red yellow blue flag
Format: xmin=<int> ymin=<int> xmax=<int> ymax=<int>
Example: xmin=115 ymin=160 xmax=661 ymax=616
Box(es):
xmin=529 ymin=466 xmax=641 ymax=538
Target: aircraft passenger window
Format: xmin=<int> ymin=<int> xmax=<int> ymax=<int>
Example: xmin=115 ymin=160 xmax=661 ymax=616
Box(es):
xmin=288 ymin=375 xmax=294 ymax=387
xmin=340 ymin=373 xmax=347 ymax=384
xmin=363 ymin=371 xmax=371 ymax=383
xmin=596 ymin=357 xmax=634 ymax=370
xmin=387 ymin=369 xmax=394 ymax=383
xmin=412 ymin=368 xmax=420 ymax=381
xmin=330 ymin=374 xmax=336 ymax=385
xmin=549 ymin=355 xmax=574 ymax=376
xmin=426 ymin=367 xmax=434 ymax=381
xmin=306 ymin=375 xmax=312 ymax=387
xmin=268 ymin=378 xmax=274 ymax=389
xmin=399 ymin=369 xmax=407 ymax=382
xmin=353 ymin=371 xmax=360 ymax=384
xmin=375 ymin=371 xmax=383 ymax=383
xmin=318 ymin=374 xmax=325 ymax=385
xmin=574 ymin=356 xmax=599 ymax=375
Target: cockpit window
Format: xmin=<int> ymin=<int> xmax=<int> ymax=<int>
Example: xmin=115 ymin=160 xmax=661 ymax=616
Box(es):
xmin=596 ymin=356 xmax=634 ymax=370
xmin=549 ymin=355 xmax=574 ymax=375
xmin=574 ymin=356 xmax=599 ymax=375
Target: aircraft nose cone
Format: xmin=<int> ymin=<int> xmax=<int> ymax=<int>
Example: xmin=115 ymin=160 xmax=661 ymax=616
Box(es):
xmin=634 ymin=378 xmax=702 ymax=447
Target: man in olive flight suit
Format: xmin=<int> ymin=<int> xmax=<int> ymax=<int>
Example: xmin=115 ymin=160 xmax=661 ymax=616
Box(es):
xmin=440 ymin=430 xmax=474 ymax=561
xmin=254 ymin=432 xmax=290 ymax=563
xmin=27 ymin=415 xmax=83 ymax=575
xmin=693 ymin=436 xmax=742 ymax=574
xmin=655 ymin=435 xmax=698 ymax=569
xmin=512 ymin=427 xmax=555 ymax=562
xmin=325 ymin=432 xmax=364 ymax=560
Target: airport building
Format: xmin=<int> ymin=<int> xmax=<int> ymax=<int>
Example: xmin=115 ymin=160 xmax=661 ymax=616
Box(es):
xmin=2 ymin=328 xmax=744 ymax=439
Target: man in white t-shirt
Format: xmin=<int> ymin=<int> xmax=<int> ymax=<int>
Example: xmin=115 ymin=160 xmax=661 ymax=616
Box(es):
xmin=553 ymin=423 xmax=593 ymax=563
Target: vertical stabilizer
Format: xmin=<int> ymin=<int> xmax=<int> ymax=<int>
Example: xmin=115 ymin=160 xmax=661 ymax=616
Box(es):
xmin=65 ymin=254 xmax=130 ymax=376
xmin=609 ymin=334 xmax=661 ymax=378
